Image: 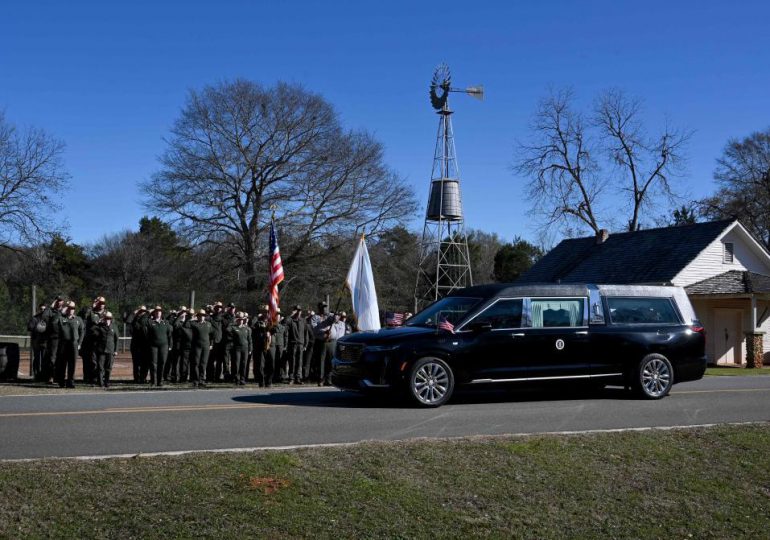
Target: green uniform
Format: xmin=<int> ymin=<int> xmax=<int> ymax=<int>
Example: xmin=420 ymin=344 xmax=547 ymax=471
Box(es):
xmin=219 ymin=311 xmax=236 ymax=381
xmin=174 ymin=317 xmax=193 ymax=382
xmin=228 ymin=325 xmax=252 ymax=384
xmin=287 ymin=316 xmax=307 ymax=383
xmin=42 ymin=306 xmax=63 ymax=382
xmin=252 ymin=318 xmax=275 ymax=386
xmin=91 ymin=323 xmax=119 ymax=387
xmin=208 ymin=312 xmax=224 ymax=381
xmin=80 ymin=307 xmax=105 ymax=384
xmin=27 ymin=311 xmax=47 ymax=381
xmin=163 ymin=313 xmax=178 ymax=382
xmin=303 ymin=318 xmax=315 ymax=381
xmin=56 ymin=315 xmax=84 ymax=386
xmin=274 ymin=320 xmax=288 ymax=381
xmin=190 ymin=319 xmax=215 ymax=385
xmin=144 ymin=317 xmax=172 ymax=386
xmin=126 ymin=310 xmax=149 ymax=383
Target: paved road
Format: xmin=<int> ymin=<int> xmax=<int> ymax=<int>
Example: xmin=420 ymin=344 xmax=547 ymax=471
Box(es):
xmin=1 ymin=377 xmax=769 ymax=460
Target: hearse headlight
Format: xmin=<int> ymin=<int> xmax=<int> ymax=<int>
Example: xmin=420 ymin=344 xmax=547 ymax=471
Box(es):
xmin=365 ymin=344 xmax=400 ymax=353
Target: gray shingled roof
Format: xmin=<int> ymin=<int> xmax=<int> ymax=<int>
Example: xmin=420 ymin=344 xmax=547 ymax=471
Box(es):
xmin=685 ymin=270 xmax=770 ymax=295
xmin=518 ymin=219 xmax=736 ymax=284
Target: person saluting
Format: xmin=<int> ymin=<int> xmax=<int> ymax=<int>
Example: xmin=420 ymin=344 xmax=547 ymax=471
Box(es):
xmin=92 ymin=311 xmax=119 ymax=388
xmin=144 ymin=306 xmax=172 ymax=387
xmin=190 ymin=309 xmax=215 ymax=388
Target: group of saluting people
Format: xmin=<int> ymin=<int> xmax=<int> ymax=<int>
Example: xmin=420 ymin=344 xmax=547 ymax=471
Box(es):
xmin=28 ymin=296 xmax=118 ymax=388
xmin=27 ymin=296 xmax=357 ymax=389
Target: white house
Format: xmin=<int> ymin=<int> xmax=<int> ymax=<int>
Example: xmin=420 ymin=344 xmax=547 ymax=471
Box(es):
xmin=518 ymin=219 xmax=770 ymax=367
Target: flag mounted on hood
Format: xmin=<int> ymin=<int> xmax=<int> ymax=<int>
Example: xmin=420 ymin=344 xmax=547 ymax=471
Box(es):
xmin=345 ymin=235 xmax=381 ymax=332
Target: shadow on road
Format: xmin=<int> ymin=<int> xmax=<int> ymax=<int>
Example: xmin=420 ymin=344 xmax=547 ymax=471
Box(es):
xmin=231 ymin=385 xmax=637 ymax=408
xmin=232 ymin=390 xmax=391 ymax=408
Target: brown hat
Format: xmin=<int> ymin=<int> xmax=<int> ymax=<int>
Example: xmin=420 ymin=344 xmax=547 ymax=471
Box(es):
xmin=198 ymin=309 xmax=207 ymax=315
xmin=151 ymin=305 xmax=163 ymax=313
xmin=104 ymin=311 xmax=114 ymax=319
xmin=138 ymin=305 xmax=147 ymax=311
xmin=94 ymin=296 xmax=106 ymax=304
xmin=214 ymin=301 xmax=223 ymax=308
xmin=179 ymin=305 xmax=187 ymax=312
xmin=67 ymin=300 xmax=76 ymax=308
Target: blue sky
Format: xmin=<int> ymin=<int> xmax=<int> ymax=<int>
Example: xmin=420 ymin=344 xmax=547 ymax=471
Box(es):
xmin=2 ymin=0 xmax=769 ymax=246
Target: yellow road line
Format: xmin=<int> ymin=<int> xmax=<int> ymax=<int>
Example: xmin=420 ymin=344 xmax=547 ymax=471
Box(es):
xmin=0 ymin=403 xmax=285 ymax=418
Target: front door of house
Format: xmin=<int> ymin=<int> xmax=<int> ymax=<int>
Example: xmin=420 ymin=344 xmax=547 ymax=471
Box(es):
xmin=713 ymin=309 xmax=742 ymax=365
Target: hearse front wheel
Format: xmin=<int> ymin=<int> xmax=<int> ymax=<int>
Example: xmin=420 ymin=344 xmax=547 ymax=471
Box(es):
xmin=634 ymin=354 xmax=674 ymax=399
xmin=406 ymin=357 xmax=454 ymax=408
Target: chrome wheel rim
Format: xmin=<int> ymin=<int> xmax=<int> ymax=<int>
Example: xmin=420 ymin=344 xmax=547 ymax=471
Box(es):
xmin=641 ymin=358 xmax=671 ymax=397
xmin=413 ymin=361 xmax=450 ymax=404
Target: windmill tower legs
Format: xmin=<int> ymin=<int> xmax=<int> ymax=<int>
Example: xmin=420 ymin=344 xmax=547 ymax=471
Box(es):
xmin=414 ymin=105 xmax=473 ymax=312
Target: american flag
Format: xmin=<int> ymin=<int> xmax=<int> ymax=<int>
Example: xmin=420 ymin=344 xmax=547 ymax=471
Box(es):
xmin=438 ymin=316 xmax=454 ymax=333
xmin=268 ymin=219 xmax=284 ymax=324
xmin=385 ymin=312 xmax=404 ymax=327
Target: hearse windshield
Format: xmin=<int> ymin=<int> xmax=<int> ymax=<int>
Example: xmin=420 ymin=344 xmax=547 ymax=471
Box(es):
xmin=405 ymin=297 xmax=483 ymax=328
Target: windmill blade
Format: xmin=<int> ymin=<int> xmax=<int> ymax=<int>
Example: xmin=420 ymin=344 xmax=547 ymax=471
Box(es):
xmin=465 ymin=85 xmax=484 ymax=101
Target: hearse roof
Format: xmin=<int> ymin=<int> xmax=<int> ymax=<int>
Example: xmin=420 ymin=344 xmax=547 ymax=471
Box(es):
xmin=447 ymin=283 xmax=683 ymax=299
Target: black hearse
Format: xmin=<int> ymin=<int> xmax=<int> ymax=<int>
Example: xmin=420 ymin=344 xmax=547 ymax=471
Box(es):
xmin=331 ymin=284 xmax=706 ymax=407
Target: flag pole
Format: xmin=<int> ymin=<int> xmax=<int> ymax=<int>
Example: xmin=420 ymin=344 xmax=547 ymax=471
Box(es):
xmin=334 ymin=228 xmax=365 ymax=314
xmin=267 ymin=204 xmax=283 ymax=328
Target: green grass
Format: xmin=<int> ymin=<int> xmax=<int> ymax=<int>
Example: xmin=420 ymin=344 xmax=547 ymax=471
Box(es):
xmin=706 ymin=366 xmax=770 ymax=376
xmin=1 ymin=424 xmax=769 ymax=539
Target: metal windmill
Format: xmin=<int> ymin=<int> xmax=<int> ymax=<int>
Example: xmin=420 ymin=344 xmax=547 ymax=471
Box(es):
xmin=414 ymin=63 xmax=484 ymax=311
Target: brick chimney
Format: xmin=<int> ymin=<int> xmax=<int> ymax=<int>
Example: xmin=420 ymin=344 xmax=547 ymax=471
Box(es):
xmin=596 ymin=229 xmax=609 ymax=244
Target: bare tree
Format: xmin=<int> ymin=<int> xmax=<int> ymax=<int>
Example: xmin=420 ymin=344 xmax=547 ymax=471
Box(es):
xmin=594 ymin=89 xmax=689 ymax=231
xmin=143 ymin=79 xmax=416 ymax=291
xmin=467 ymin=229 xmax=504 ymax=284
xmin=700 ymin=128 xmax=770 ymax=247
xmin=0 ymin=111 xmax=67 ymax=249
xmin=516 ymin=89 xmax=604 ymax=235
xmin=516 ymin=88 xmax=689 ymax=235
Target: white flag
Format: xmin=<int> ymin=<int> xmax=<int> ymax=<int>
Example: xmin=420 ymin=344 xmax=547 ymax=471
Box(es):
xmin=345 ymin=235 xmax=381 ymax=332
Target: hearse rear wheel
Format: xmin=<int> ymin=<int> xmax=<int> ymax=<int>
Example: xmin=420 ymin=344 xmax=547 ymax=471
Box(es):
xmin=633 ymin=354 xmax=673 ymax=399
xmin=407 ymin=357 xmax=454 ymax=408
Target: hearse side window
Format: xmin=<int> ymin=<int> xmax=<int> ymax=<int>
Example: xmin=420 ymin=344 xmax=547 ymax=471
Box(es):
xmin=606 ymin=297 xmax=680 ymax=324
xmin=531 ymin=298 xmax=584 ymax=328
xmin=472 ymin=299 xmax=523 ymax=329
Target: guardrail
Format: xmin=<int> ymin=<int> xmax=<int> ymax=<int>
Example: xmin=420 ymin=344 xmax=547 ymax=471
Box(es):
xmin=0 ymin=335 xmax=133 ymax=377
xmin=0 ymin=335 xmax=132 ymax=350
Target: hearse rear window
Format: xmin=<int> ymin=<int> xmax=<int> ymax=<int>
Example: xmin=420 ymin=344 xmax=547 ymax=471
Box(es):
xmin=531 ymin=298 xmax=584 ymax=328
xmin=607 ymin=297 xmax=680 ymax=324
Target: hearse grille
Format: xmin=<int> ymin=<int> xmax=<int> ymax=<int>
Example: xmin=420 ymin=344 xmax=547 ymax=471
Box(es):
xmin=336 ymin=343 xmax=364 ymax=363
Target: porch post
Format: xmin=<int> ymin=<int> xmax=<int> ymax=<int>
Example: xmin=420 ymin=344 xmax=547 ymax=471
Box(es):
xmin=746 ymin=295 xmax=764 ymax=368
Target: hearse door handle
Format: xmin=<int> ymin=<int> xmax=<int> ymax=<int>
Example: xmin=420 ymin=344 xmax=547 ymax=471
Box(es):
xmin=574 ymin=331 xmax=588 ymax=336
xmin=511 ymin=333 xmax=525 ymax=338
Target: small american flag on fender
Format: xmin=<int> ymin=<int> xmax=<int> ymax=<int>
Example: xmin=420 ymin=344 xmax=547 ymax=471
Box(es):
xmin=438 ymin=317 xmax=454 ymax=333
xmin=385 ymin=312 xmax=404 ymax=327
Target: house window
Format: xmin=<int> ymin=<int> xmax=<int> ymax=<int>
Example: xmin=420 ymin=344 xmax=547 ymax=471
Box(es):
xmin=724 ymin=242 xmax=734 ymax=263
